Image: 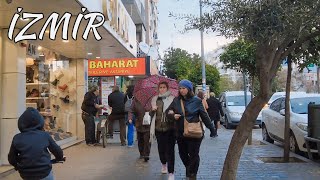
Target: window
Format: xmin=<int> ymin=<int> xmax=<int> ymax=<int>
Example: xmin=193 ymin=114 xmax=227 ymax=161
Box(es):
xmin=270 ymin=98 xmax=282 ymax=112
xmin=291 ymin=97 xmax=320 ymax=114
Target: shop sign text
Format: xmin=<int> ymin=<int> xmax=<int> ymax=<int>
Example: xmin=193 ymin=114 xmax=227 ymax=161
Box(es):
xmin=88 ymin=58 xmax=146 ymax=76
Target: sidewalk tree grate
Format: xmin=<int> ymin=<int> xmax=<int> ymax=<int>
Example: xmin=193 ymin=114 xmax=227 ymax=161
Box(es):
xmin=258 ymin=157 xmax=307 ymax=163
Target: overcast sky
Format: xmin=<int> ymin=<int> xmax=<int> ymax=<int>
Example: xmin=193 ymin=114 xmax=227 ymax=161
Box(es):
xmin=157 ymin=0 xmax=234 ymax=56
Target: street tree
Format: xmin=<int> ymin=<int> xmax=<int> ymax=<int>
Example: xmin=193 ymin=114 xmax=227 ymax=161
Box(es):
xmin=178 ymin=0 xmax=320 ymax=179
xmin=163 ymin=47 xmax=221 ymax=94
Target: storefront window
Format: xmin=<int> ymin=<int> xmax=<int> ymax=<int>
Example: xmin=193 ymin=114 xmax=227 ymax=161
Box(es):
xmin=25 ymin=45 xmax=76 ymax=141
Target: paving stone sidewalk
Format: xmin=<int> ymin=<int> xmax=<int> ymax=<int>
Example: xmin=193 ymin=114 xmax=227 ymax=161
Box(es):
xmin=4 ymin=128 xmax=320 ymax=180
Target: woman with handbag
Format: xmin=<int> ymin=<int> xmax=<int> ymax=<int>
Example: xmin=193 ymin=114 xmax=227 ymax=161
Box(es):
xmin=167 ymin=79 xmax=215 ymax=180
xmin=149 ymin=82 xmax=175 ymax=180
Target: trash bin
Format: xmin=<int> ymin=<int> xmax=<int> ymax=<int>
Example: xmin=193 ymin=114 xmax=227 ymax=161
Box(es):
xmin=308 ymin=103 xmax=320 ymax=139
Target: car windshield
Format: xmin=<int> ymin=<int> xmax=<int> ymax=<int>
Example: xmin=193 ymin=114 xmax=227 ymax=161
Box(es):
xmin=226 ymin=96 xmax=251 ymax=106
xmin=291 ymin=97 xmax=320 ymax=114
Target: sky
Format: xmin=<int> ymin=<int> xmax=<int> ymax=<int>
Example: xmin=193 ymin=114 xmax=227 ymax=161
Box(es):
xmin=157 ymin=0 xmax=234 ymax=56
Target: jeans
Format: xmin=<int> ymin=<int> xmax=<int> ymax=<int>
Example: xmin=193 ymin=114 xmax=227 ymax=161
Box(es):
xmin=155 ymin=130 xmax=176 ymax=173
xmin=82 ymin=113 xmax=96 ymax=144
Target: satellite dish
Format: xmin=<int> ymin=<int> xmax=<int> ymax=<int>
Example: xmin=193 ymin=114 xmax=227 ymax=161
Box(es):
xmin=139 ymin=42 xmax=150 ymax=54
xmin=148 ymin=46 xmax=159 ymax=60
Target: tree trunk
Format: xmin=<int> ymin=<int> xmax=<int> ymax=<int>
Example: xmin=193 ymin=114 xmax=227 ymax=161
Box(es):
xmin=284 ymin=56 xmax=292 ymax=162
xmin=221 ymin=46 xmax=276 ymax=179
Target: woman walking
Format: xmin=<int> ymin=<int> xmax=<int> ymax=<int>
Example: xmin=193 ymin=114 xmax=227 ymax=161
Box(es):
xmin=167 ymin=79 xmax=215 ymax=180
xmin=150 ymin=82 xmax=175 ymax=180
xmin=128 ymin=98 xmax=151 ymax=162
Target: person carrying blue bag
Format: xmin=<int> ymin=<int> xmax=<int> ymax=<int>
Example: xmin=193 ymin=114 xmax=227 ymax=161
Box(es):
xmin=124 ymin=85 xmax=135 ymax=147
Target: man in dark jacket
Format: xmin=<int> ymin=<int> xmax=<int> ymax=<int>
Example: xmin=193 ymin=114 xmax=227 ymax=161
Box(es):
xmin=8 ymin=107 xmax=64 ymax=180
xmin=81 ymin=85 xmax=102 ymax=145
xmin=108 ymin=86 xmax=126 ymax=145
xmin=206 ymin=92 xmax=224 ymax=136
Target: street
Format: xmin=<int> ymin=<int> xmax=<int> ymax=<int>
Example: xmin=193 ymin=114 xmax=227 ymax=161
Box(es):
xmin=4 ymin=126 xmax=320 ymax=180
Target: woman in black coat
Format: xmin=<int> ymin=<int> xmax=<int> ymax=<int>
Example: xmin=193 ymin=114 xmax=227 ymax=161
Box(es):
xmin=167 ymin=79 xmax=215 ymax=180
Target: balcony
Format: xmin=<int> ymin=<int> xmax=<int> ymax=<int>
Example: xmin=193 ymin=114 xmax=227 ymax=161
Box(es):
xmin=122 ymin=0 xmax=146 ymax=26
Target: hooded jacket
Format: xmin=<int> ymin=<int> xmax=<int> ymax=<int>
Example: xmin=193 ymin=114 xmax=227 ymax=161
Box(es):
xmin=8 ymin=107 xmax=63 ymax=180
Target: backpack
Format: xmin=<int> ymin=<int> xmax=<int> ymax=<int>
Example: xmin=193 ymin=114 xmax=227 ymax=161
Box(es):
xmin=125 ymin=95 xmax=134 ymax=112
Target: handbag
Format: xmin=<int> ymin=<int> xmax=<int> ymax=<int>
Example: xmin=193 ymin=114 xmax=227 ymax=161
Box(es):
xmin=142 ymin=112 xmax=151 ymax=125
xmin=180 ymin=100 xmax=203 ymax=138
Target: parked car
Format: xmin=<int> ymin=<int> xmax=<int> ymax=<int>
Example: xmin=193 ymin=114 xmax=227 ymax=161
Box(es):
xmin=264 ymin=91 xmax=307 ymax=108
xmin=219 ymin=91 xmax=262 ymax=129
xmin=261 ymin=93 xmax=320 ymax=153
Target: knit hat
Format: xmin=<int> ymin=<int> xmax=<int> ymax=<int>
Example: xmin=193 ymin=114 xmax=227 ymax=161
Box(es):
xmin=179 ymin=79 xmax=193 ymax=91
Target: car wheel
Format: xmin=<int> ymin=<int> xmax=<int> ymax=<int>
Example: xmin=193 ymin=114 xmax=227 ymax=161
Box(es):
xmin=225 ymin=116 xmax=232 ymax=129
xmin=289 ymin=132 xmax=300 ymax=154
xmin=262 ymin=124 xmax=274 ymax=143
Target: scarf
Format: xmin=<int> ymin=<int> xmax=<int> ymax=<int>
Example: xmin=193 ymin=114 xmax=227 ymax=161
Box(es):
xmin=150 ymin=91 xmax=174 ymax=143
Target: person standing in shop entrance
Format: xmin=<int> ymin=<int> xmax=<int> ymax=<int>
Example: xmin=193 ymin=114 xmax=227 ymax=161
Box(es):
xmin=81 ymin=85 xmax=103 ymax=146
xmin=108 ymin=86 xmax=126 ymax=146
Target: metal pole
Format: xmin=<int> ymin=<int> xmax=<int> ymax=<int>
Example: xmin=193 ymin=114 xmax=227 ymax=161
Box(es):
xmin=243 ymin=73 xmax=252 ymax=145
xmin=200 ymin=0 xmax=206 ymax=93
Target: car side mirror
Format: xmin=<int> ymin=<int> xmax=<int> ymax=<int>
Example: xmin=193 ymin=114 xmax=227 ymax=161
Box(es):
xmin=280 ymin=109 xmax=285 ymax=116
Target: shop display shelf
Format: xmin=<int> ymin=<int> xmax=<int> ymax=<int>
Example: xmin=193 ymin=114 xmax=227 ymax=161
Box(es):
xmin=26 ymin=82 xmax=49 ymax=85
xmin=26 ymin=97 xmax=49 ymax=100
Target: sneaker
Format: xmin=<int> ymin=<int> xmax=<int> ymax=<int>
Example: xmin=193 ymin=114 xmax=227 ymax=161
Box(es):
xmin=168 ymin=173 xmax=174 ymax=180
xmin=161 ymin=164 xmax=168 ymax=174
xmin=127 ymin=145 xmax=134 ymax=148
xmin=87 ymin=143 xmax=95 ymax=146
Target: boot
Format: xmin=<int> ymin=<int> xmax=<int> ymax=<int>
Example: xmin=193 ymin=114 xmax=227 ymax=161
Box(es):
xmin=51 ymin=79 xmax=59 ymax=86
xmin=58 ymin=84 xmax=68 ymax=91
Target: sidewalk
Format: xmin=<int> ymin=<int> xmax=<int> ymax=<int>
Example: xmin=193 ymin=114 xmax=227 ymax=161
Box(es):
xmin=3 ymin=128 xmax=320 ymax=180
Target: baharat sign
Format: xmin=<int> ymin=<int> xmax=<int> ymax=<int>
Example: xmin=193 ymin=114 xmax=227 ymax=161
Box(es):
xmin=88 ymin=58 xmax=146 ymax=76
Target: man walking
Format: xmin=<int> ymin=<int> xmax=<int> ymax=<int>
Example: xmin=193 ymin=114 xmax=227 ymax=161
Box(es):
xmin=206 ymin=92 xmax=224 ymax=136
xmin=108 ymin=86 xmax=126 ymax=146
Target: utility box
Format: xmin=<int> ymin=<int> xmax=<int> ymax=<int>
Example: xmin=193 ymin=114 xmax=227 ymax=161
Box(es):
xmin=308 ymin=103 xmax=320 ymax=139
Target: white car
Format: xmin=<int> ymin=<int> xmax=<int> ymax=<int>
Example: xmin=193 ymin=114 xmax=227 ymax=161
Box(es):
xmin=261 ymin=93 xmax=320 ymax=153
xmin=265 ymin=91 xmax=307 ymax=107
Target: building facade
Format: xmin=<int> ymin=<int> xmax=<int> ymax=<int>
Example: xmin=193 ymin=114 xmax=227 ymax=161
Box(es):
xmin=0 ymin=0 xmax=136 ymax=165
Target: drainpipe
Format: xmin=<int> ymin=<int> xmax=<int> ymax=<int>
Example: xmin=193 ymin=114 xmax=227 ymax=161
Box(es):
xmin=0 ymin=29 xmax=3 ymax=165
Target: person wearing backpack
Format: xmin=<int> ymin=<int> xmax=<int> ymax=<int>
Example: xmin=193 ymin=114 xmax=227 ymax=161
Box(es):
xmin=124 ymin=85 xmax=135 ymax=147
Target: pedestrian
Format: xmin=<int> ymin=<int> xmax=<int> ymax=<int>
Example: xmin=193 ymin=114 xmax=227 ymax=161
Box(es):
xmin=149 ymin=82 xmax=176 ymax=180
xmin=206 ymin=92 xmax=224 ymax=136
xmin=108 ymin=86 xmax=126 ymax=146
xmin=167 ymin=79 xmax=215 ymax=180
xmin=124 ymin=85 xmax=135 ymax=147
xmin=8 ymin=107 xmax=64 ymax=180
xmin=128 ymin=98 xmax=151 ymax=162
xmin=81 ymin=85 xmax=104 ymax=146
xmin=197 ymin=91 xmax=208 ymax=110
